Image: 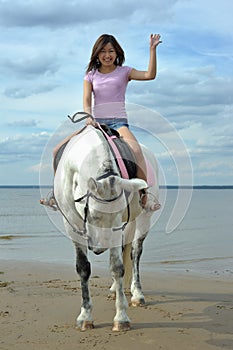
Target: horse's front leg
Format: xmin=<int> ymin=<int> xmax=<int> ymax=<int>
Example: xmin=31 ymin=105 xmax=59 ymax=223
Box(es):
xmin=130 ymin=233 xmax=147 ymax=307
xmin=110 ymin=246 xmax=131 ymax=331
xmin=74 ymin=242 xmax=94 ymax=331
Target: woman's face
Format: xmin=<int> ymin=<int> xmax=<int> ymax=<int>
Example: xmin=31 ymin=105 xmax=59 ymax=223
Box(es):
xmin=98 ymin=42 xmax=117 ymax=68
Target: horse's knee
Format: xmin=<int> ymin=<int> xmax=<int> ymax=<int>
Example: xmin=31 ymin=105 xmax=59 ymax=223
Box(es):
xmin=132 ymin=236 xmax=145 ymax=257
xmin=111 ymin=262 xmax=124 ymax=279
xmin=76 ymin=260 xmax=91 ymax=281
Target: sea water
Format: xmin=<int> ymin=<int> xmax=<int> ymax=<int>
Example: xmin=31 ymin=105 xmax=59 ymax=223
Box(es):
xmin=0 ymin=187 xmax=233 ymax=279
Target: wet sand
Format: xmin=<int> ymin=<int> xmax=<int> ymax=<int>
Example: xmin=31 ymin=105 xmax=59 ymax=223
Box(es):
xmin=1 ymin=260 xmax=233 ymax=350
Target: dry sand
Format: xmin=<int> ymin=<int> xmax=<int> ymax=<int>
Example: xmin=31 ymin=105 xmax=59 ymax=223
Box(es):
xmin=0 ymin=259 xmax=233 ymax=350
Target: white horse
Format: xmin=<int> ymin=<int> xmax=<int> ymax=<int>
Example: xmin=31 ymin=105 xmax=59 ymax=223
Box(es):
xmin=54 ymin=123 xmax=160 ymax=331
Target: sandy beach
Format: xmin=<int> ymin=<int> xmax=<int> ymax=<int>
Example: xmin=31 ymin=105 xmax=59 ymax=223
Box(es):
xmin=0 ymin=260 xmax=233 ymax=350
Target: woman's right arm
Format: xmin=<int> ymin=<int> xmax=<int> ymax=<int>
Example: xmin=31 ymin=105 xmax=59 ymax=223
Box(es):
xmin=83 ymin=80 xmax=92 ymax=114
xmin=83 ymin=80 xmax=96 ymax=125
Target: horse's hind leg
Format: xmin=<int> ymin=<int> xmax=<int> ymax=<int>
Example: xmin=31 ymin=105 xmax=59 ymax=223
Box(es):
xmin=74 ymin=243 xmax=94 ymax=331
xmin=130 ymin=233 xmax=147 ymax=307
xmin=110 ymin=246 xmax=131 ymax=331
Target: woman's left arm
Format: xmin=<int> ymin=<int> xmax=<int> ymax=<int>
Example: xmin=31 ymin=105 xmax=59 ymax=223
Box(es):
xmin=129 ymin=34 xmax=162 ymax=81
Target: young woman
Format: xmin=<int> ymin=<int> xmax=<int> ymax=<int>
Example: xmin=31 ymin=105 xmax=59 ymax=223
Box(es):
xmin=83 ymin=33 xmax=161 ymax=209
xmin=41 ymin=33 xmax=161 ymax=210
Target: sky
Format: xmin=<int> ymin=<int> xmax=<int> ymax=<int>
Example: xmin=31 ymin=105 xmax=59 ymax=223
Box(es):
xmin=0 ymin=0 xmax=232 ymax=186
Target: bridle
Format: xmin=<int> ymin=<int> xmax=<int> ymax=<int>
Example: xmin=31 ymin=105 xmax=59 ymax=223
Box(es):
xmin=74 ymin=172 xmax=124 ymax=205
xmin=56 ymin=170 xmax=130 ymax=239
xmin=74 ymin=171 xmax=130 ymax=236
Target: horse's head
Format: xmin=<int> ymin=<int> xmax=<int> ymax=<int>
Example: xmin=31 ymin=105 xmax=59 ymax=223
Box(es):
xmin=83 ymin=175 xmax=147 ymax=253
xmin=87 ymin=175 xmax=147 ymax=216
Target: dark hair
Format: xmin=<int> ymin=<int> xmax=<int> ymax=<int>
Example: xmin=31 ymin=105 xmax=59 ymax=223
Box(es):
xmin=86 ymin=34 xmax=125 ymax=73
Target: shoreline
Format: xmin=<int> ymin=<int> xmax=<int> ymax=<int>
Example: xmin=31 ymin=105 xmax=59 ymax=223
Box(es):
xmin=1 ymin=260 xmax=233 ymax=350
xmin=1 ymin=256 xmax=233 ymax=282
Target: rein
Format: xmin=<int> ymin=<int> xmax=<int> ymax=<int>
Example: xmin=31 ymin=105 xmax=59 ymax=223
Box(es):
xmin=67 ymin=111 xmax=94 ymax=123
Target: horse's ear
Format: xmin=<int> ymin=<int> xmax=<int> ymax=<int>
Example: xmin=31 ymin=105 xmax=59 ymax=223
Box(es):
xmin=115 ymin=177 xmax=147 ymax=192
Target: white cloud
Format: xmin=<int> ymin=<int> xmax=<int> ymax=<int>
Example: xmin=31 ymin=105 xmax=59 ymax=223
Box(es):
xmin=29 ymin=162 xmax=51 ymax=173
xmin=173 ymin=0 xmax=233 ymax=38
xmin=0 ymin=0 xmax=178 ymax=28
xmin=3 ymin=82 xmax=59 ymax=99
xmin=7 ymin=119 xmax=39 ymax=127
xmin=2 ymin=53 xmax=59 ymax=77
xmin=0 ymin=132 xmax=50 ymax=163
xmin=199 ymin=160 xmax=233 ymax=171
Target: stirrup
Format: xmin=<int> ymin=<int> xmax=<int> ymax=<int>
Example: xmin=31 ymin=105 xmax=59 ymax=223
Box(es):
xmin=40 ymin=191 xmax=58 ymax=211
xmin=139 ymin=189 xmax=161 ymax=212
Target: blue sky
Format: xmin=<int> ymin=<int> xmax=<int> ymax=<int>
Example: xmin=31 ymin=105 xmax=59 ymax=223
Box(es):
xmin=0 ymin=0 xmax=232 ymax=185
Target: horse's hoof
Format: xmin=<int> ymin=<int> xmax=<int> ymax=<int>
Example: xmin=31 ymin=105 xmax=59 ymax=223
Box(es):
xmin=112 ymin=321 xmax=131 ymax=332
xmin=77 ymin=320 xmax=94 ymax=331
xmin=131 ymin=298 xmax=145 ymax=307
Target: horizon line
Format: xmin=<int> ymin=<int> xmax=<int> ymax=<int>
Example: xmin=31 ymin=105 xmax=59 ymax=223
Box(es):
xmin=0 ymin=185 xmax=233 ymax=189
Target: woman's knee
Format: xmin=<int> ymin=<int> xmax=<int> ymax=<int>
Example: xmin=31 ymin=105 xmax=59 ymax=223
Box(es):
xmin=118 ymin=127 xmax=144 ymax=161
xmin=130 ymin=142 xmax=144 ymax=161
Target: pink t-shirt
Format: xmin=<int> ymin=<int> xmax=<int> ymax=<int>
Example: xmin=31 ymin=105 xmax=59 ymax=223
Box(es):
xmin=84 ymin=66 xmax=132 ymax=118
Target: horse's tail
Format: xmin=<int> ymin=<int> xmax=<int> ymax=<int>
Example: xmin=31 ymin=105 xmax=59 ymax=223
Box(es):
xmin=123 ymin=243 xmax=132 ymax=291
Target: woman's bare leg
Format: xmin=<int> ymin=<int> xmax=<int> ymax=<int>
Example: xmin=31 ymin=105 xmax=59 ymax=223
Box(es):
xmin=117 ymin=126 xmax=148 ymax=206
xmin=117 ymin=126 xmax=147 ymax=182
xmin=117 ymin=126 xmax=160 ymax=211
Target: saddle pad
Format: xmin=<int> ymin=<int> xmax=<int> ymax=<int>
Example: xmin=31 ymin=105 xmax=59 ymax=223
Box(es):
xmin=98 ymin=124 xmax=137 ymax=179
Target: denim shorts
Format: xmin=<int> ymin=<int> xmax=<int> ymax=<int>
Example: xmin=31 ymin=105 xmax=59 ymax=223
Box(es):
xmin=95 ymin=118 xmax=129 ymax=130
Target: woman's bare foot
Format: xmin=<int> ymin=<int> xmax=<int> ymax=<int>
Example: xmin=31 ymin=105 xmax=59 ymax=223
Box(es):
xmin=40 ymin=194 xmax=57 ymax=211
xmin=139 ymin=189 xmax=161 ymax=212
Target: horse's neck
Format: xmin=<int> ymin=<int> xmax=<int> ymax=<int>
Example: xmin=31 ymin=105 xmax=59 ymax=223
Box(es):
xmin=65 ymin=126 xmax=116 ymax=177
